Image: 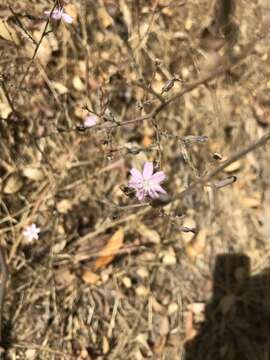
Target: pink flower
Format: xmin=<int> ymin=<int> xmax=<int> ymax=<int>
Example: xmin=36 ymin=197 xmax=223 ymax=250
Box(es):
xmin=44 ymin=8 xmax=73 ymax=24
xmin=23 ymin=223 xmax=41 ymax=242
xmin=128 ymin=162 xmax=166 ymax=201
xmin=84 ymin=115 xmax=98 ymax=128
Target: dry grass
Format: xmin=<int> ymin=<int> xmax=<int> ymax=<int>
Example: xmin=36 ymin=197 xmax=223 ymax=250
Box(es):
xmin=0 ymin=0 xmax=270 ymax=359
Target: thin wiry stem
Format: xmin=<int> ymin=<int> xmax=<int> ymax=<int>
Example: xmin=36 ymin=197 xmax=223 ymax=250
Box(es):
xmin=79 ymin=126 xmax=270 ymax=240
xmin=163 ymin=129 xmax=270 ymax=204
xmin=33 ymin=25 xmax=270 ymax=141
xmin=0 ymin=246 xmax=8 ymax=345
xmin=13 ymin=1 xmax=58 ymax=98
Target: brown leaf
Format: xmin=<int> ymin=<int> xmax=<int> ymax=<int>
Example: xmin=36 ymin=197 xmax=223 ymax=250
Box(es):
xmin=137 ymin=223 xmax=160 ymax=244
xmin=82 ymin=270 xmax=100 ymax=285
xmin=3 ymin=173 xmax=23 ymax=194
xmin=185 ymin=228 xmax=208 ymax=261
xmin=159 ymin=316 xmax=170 ymax=336
xmin=94 ymin=228 xmax=124 ymax=270
xmin=0 ymin=19 xmax=19 ymax=44
xmin=22 ymin=166 xmax=44 ymax=181
xmin=142 ymin=135 xmax=152 ymax=147
xmin=224 ymin=160 xmax=242 ymax=173
xmin=187 ymin=302 xmax=206 ymax=315
xmin=151 ymin=296 xmax=166 ymax=314
xmin=183 ymin=311 xmax=197 ymax=342
xmin=153 ymin=335 xmax=166 ymax=355
xmin=102 ymin=336 xmax=110 ymax=354
xmin=187 ymin=302 xmax=206 ymax=324
xmin=0 ymin=88 xmax=12 ymax=118
xmin=184 ymin=302 xmax=206 ymax=343
xmin=97 ymin=7 xmax=114 ymax=29
xmin=239 ymin=196 xmax=261 ymax=208
xmin=56 ymin=199 xmax=73 ymax=214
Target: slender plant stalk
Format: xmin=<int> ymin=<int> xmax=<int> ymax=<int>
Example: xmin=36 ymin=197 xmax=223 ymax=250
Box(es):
xmin=0 ymin=246 xmax=8 ymax=345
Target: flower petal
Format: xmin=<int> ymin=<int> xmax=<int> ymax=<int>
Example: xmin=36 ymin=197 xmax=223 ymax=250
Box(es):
xmin=62 ymin=13 xmax=73 ymax=23
xmin=44 ymin=9 xmax=63 ymax=20
xmin=150 ymin=171 xmax=166 ymax=184
xmin=143 ymin=162 xmax=153 ymax=179
xmin=152 ymin=184 xmax=166 ymax=194
xmin=136 ymin=189 xmax=145 ymax=201
xmin=84 ymin=115 xmax=97 ymax=128
xmin=148 ymin=188 xmax=158 ymax=198
xmin=128 ymin=181 xmax=140 ymax=189
xmin=23 ymin=223 xmax=40 ymax=242
xmin=52 ymin=10 xmax=62 ymax=19
xmin=130 ymin=168 xmax=143 ymax=181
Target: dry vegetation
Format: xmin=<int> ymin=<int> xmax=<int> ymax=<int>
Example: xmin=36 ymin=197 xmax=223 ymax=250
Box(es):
xmin=0 ymin=0 xmax=270 ymax=359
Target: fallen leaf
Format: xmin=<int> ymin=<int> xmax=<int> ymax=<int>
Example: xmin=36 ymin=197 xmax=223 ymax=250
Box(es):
xmin=97 ymin=7 xmax=114 ymax=28
xmin=3 ymin=174 xmax=23 ymax=194
xmin=183 ymin=310 xmax=197 ymax=342
xmin=52 ymin=239 xmax=66 ymax=254
xmin=102 ymin=336 xmax=110 ymax=354
xmin=159 ymin=316 xmax=170 ymax=336
xmin=162 ymin=248 xmax=177 ymax=265
xmin=122 ymin=276 xmax=132 ymax=288
xmin=162 ymin=6 xmax=173 ymax=16
xmin=168 ymin=303 xmax=178 ymax=315
xmin=25 ymin=349 xmax=37 ymax=359
xmin=136 ymin=285 xmax=149 ymax=297
xmin=52 ymin=81 xmax=68 ymax=95
xmin=136 ymin=333 xmax=151 ymax=352
xmin=136 ymin=267 xmax=149 ymax=279
xmin=142 ymin=135 xmax=152 ymax=147
xmin=73 ymin=76 xmax=85 ymax=91
xmin=94 ymin=228 xmax=124 ymax=270
xmin=224 ymin=160 xmax=242 ymax=173
xmin=239 ymin=196 xmax=261 ymax=208
xmin=187 ymin=302 xmax=206 ymax=316
xmin=151 ymin=296 xmax=166 ymax=314
xmin=56 ymin=199 xmax=73 ymax=214
xmin=185 ymin=18 xmax=193 ymax=31
xmin=185 ymin=228 xmax=208 ymax=261
xmin=82 ymin=270 xmax=100 ymax=285
xmin=137 ymin=223 xmax=160 ymax=243
xmin=153 ymin=335 xmax=166 ymax=355
xmin=0 ymin=88 xmax=12 ymax=118
xmin=22 ymin=166 xmax=44 ymax=181
xmin=0 ymin=19 xmax=19 ymax=44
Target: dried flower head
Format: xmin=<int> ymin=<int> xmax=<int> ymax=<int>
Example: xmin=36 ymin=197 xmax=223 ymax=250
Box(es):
xmin=23 ymin=223 xmax=41 ymax=242
xmin=128 ymin=162 xmax=166 ymax=201
xmin=44 ymin=8 xmax=73 ymax=24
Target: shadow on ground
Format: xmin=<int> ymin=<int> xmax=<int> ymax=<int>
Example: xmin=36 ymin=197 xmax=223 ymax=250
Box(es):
xmin=184 ymin=253 xmax=270 ymax=360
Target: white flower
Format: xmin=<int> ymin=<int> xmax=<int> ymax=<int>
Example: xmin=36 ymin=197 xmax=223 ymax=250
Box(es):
xmin=84 ymin=115 xmax=98 ymax=128
xmin=128 ymin=162 xmax=166 ymax=201
xmin=23 ymin=224 xmax=41 ymax=242
xmin=44 ymin=8 xmax=73 ymax=24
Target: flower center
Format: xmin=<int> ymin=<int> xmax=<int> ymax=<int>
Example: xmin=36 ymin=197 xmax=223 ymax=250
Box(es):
xmin=142 ymin=179 xmax=150 ymax=191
